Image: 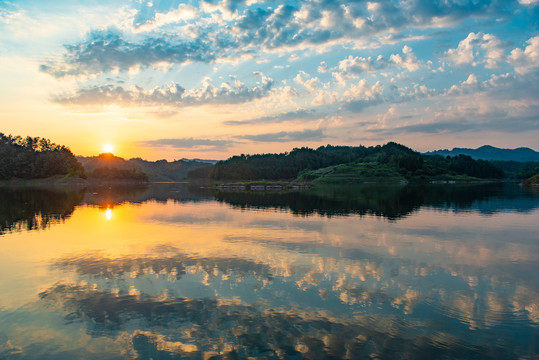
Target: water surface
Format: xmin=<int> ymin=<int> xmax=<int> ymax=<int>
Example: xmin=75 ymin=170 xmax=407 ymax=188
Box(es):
xmin=0 ymin=183 xmax=538 ymax=359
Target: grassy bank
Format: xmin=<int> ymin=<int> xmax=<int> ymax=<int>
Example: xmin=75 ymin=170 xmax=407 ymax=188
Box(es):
xmin=296 ymin=161 xmax=485 ymax=184
xmin=0 ymin=174 xmax=87 ymax=187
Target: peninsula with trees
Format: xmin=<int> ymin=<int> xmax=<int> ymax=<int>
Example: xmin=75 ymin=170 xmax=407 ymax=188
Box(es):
xmin=205 ymin=142 xmax=536 ymax=185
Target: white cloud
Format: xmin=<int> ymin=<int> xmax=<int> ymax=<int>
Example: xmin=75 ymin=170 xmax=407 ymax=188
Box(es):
xmin=330 ymin=46 xmax=420 ymax=90
xmin=312 ymin=89 xmax=338 ymax=106
xmin=509 ymin=36 xmax=539 ymax=75
xmin=344 ymin=79 xmax=383 ymax=100
xmin=448 ymin=74 xmax=480 ymax=94
xmin=445 ymin=32 xmax=505 ymax=68
xmin=134 ymin=4 xmax=199 ymax=32
xmin=294 ymin=71 xmax=321 ymax=95
xmin=337 ymin=55 xmax=385 ymax=75
xmin=463 ymin=73 xmax=478 ymax=85
xmin=390 ymin=45 xmax=420 ymax=72
xmin=55 ymin=72 xmax=274 ymax=108
xmin=317 ymin=61 xmax=328 ymax=73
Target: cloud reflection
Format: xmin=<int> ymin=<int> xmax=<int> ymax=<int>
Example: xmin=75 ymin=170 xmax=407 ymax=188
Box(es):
xmin=39 ymin=282 xmax=503 ymax=359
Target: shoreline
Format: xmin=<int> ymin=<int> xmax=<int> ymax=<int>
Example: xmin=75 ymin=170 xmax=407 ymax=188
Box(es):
xmin=0 ymin=175 xmax=150 ymax=188
xmin=210 ymin=178 xmax=510 ymax=191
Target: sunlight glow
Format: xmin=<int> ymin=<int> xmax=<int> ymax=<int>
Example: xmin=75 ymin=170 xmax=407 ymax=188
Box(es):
xmin=105 ymin=208 xmax=112 ymax=220
xmin=103 ymin=144 xmax=114 ymax=153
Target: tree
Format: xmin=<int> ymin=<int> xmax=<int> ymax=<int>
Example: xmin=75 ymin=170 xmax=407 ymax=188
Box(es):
xmin=0 ymin=133 xmax=86 ymax=180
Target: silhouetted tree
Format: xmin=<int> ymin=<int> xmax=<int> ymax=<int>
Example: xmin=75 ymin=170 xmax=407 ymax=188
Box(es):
xmin=0 ymin=133 xmax=85 ymax=180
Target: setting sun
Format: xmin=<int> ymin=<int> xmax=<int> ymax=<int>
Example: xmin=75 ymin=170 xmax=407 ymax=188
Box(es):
xmin=103 ymin=144 xmax=114 ymax=153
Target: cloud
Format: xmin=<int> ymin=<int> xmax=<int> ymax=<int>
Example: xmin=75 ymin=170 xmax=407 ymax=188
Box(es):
xmin=294 ymin=71 xmax=338 ymax=105
xmin=445 ymin=32 xmax=506 ymax=68
xmin=39 ymin=1 xmax=518 ymax=78
xmin=389 ymin=45 xmax=420 ymax=72
xmin=223 ymin=109 xmax=319 ymax=126
xmin=509 ymin=36 xmax=539 ymax=75
xmin=294 ymin=71 xmax=321 ymax=95
xmin=344 ymin=79 xmax=384 ymax=101
xmin=447 ymin=74 xmax=480 ymax=94
xmin=317 ymin=61 xmax=328 ymax=73
xmin=368 ymin=120 xmax=479 ymax=135
xmin=54 ymin=73 xmax=274 ymax=107
xmin=369 ymin=107 xmax=539 ymax=135
xmin=133 ymin=3 xmax=199 ymax=31
xmin=336 ymin=55 xmax=389 ymax=79
xmin=39 ymin=27 xmax=218 ymax=78
xmin=332 ymin=46 xmax=420 ymax=86
xmin=137 ymin=138 xmax=234 ymax=151
xmin=235 ymin=129 xmax=325 ymax=142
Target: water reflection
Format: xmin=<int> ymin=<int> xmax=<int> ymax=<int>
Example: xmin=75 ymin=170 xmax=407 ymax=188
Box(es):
xmin=105 ymin=208 xmax=112 ymax=220
xmin=3 ymin=183 xmax=537 ymax=230
xmin=0 ymin=183 xmax=538 ymax=359
xmin=0 ymin=188 xmax=85 ymax=234
xmin=83 ymin=183 xmax=212 ymax=207
xmin=214 ymin=183 xmax=539 ymax=219
xmin=39 ymin=282 xmax=499 ymax=359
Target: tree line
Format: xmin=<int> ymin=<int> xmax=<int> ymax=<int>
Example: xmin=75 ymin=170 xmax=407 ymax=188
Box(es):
xmin=0 ymin=133 xmax=150 ymax=182
xmin=0 ymin=133 xmax=85 ymax=180
xmin=208 ymin=142 xmax=506 ymax=180
xmin=88 ymin=167 xmax=149 ymax=182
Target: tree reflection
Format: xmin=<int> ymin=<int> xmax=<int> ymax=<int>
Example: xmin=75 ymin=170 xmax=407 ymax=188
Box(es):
xmin=2 ymin=183 xmax=536 ymax=230
xmin=214 ymin=183 xmax=539 ymax=219
xmin=83 ymin=183 xmax=212 ymax=207
xmin=0 ymin=188 xmax=85 ymax=234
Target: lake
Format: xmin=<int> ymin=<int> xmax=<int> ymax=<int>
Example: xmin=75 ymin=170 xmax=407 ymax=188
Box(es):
xmin=0 ymin=183 xmax=538 ymax=359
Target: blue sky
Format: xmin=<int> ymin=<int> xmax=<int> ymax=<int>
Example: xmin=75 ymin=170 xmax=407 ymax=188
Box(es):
xmin=1 ymin=0 xmax=538 ymax=159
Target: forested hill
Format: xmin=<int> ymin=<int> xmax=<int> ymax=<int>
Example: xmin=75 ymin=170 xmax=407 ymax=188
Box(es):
xmin=0 ymin=133 xmax=84 ymax=180
xmin=209 ymin=142 xmax=506 ymax=182
xmin=77 ymin=154 xmax=211 ymax=182
xmin=425 ymin=145 xmax=539 ymax=162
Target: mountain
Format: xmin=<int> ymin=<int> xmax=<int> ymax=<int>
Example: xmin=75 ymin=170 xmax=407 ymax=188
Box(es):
xmin=181 ymin=158 xmax=218 ymax=165
xmin=77 ymin=154 xmax=211 ymax=182
xmin=425 ymin=145 xmax=539 ymax=162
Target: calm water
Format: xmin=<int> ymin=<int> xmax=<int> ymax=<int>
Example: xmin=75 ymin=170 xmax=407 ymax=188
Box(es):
xmin=0 ymin=183 xmax=538 ymax=359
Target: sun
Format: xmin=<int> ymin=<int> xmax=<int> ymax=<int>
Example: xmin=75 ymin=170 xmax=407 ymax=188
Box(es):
xmin=103 ymin=144 xmax=114 ymax=153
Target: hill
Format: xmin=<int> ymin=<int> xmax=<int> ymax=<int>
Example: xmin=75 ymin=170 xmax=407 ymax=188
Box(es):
xmin=209 ymin=142 xmax=505 ymax=183
xmin=77 ymin=154 xmax=211 ymax=182
xmin=523 ymin=174 xmax=539 ymax=187
xmin=425 ymin=145 xmax=539 ymax=162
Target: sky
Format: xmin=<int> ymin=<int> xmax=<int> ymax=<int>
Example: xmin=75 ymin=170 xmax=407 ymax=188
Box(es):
xmin=1 ymin=0 xmax=538 ymax=160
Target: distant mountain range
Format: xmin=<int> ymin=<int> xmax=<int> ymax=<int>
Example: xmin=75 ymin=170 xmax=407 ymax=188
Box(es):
xmin=425 ymin=145 xmax=539 ymax=162
xmin=77 ymin=154 xmax=211 ymax=182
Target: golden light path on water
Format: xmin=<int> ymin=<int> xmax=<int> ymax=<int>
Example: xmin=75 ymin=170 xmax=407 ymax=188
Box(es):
xmin=105 ymin=208 xmax=112 ymax=220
